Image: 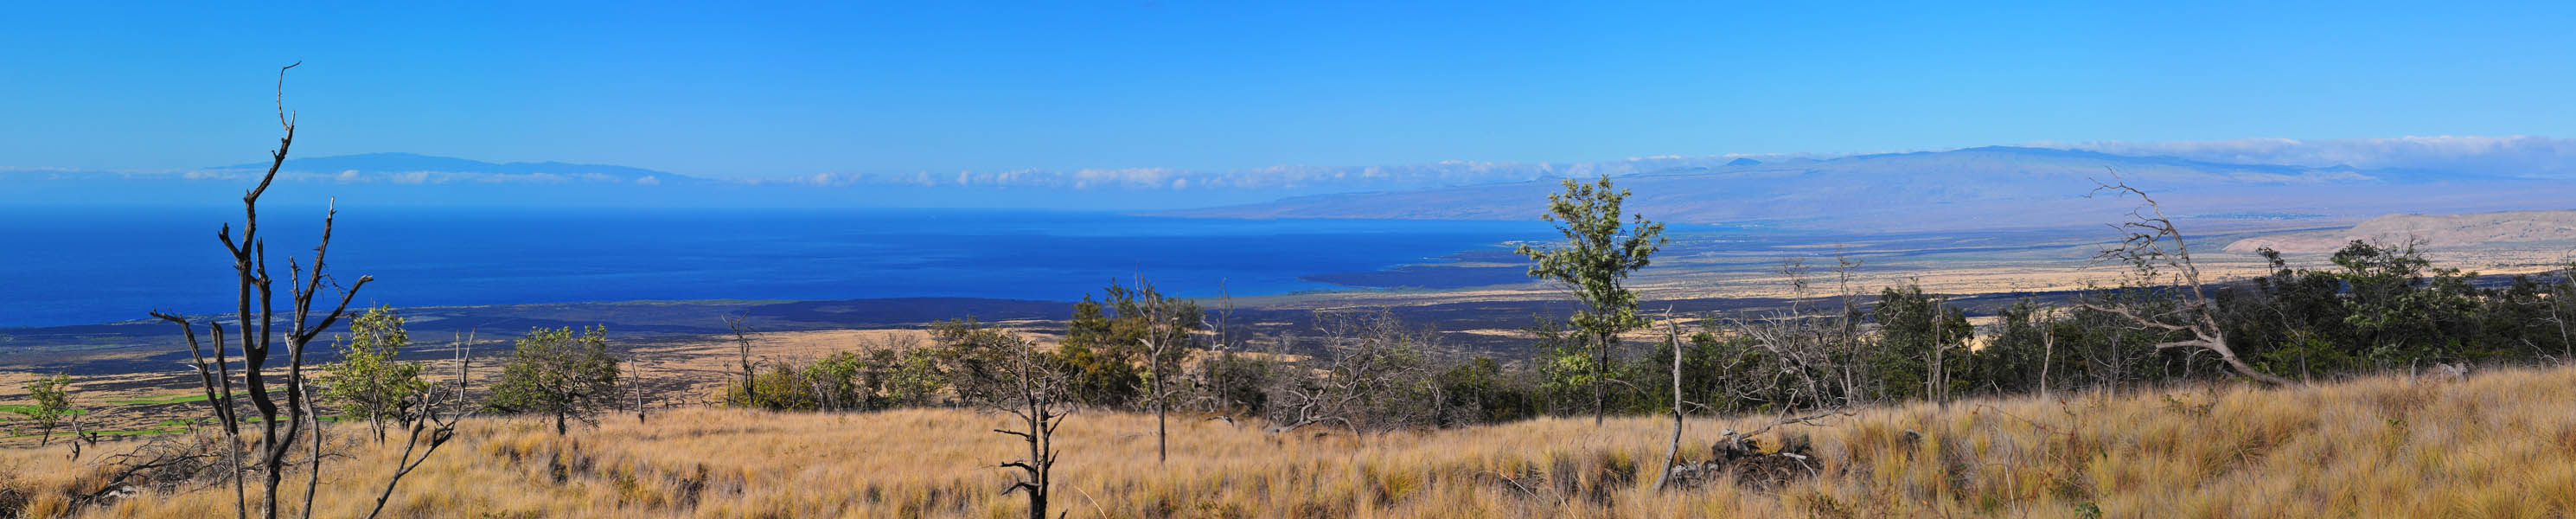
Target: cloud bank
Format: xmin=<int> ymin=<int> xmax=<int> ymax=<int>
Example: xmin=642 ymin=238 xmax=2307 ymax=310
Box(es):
xmin=13 ymin=137 xmax=2569 ymax=195
xmin=757 ymin=153 xmax=1827 ymax=191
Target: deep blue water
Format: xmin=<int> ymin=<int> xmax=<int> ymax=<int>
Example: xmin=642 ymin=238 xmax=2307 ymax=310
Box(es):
xmin=0 ymin=207 xmax=1553 ymax=328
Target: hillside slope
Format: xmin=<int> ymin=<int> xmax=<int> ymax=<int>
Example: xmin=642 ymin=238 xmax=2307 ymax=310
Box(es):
xmin=2226 ymin=208 xmax=2576 ymax=253
xmin=7 ymin=364 xmax=2574 ymax=517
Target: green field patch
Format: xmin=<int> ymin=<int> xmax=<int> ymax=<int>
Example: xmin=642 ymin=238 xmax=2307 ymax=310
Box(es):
xmin=0 ymin=405 xmax=87 ymax=415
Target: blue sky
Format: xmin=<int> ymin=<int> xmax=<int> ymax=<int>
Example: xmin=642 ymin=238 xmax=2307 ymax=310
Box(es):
xmin=6 ymin=2 xmax=2573 ymax=179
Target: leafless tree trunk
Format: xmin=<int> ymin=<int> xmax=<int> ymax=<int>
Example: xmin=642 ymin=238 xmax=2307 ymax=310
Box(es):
xmin=2082 ymin=177 xmax=2290 ymax=386
xmin=148 ymin=316 xmax=249 ymax=519
xmin=150 ymin=63 xmax=375 ymax=519
xmin=2039 ymin=307 xmax=2057 ymax=399
xmin=1215 ymin=279 xmax=1235 ymax=352
xmin=970 ymin=330 xmax=1072 ymax=519
xmin=299 ymin=384 xmax=322 ymax=519
xmin=631 ymin=354 xmax=649 ymax=423
xmin=723 ymin=313 xmax=758 ymax=407
xmin=1652 ymin=309 xmax=1687 ymax=491
xmin=67 ymin=407 xmax=107 ymax=461
xmin=1934 ymin=309 xmax=1955 ymax=408
xmin=1831 ymin=252 xmax=1864 ymax=405
xmin=1137 ymin=281 xmax=1181 ymax=465
xmin=361 ymin=333 xmax=474 ymax=519
xmin=2549 ymin=263 xmax=2574 ymax=362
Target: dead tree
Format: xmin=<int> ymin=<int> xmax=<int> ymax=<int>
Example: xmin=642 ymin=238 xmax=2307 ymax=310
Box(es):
xmin=297 ymin=383 xmax=322 ymax=519
xmin=722 ymin=313 xmax=758 ymax=407
xmin=2082 ymin=178 xmax=2290 ymax=386
xmin=1264 ymin=309 xmax=1433 ymax=434
xmin=1126 ymin=280 xmax=1197 ymax=465
xmin=147 ymin=62 xmax=375 ymax=519
xmin=1931 ymin=293 xmax=1951 ymax=408
xmin=1828 ymin=251 xmax=1868 ymax=405
xmin=2037 ymin=305 xmax=2060 ymax=399
xmin=361 ymin=333 xmax=474 ymax=519
xmin=1659 ymin=266 xmax=1854 ymax=490
xmin=144 ymin=317 xmax=248 ymax=518
xmin=948 ymin=321 xmax=1073 ymax=519
xmin=67 ymin=407 xmax=109 ymax=461
xmin=631 ymin=353 xmax=649 ymax=423
xmin=74 ymin=432 xmax=240 ymax=509
xmin=2547 ymin=261 xmax=2576 ymax=362
xmin=1652 ymin=309 xmax=1688 ymax=491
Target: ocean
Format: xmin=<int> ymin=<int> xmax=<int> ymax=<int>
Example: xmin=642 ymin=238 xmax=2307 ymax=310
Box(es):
xmin=0 ymin=207 xmax=1553 ymax=328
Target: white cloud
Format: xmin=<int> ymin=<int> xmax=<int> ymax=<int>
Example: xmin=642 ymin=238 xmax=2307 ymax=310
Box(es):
xmin=721 ymin=152 xmax=1838 ymax=191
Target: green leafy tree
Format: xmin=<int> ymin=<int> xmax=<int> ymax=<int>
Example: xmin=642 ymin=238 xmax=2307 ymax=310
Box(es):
xmin=2477 ymin=271 xmax=2576 ymax=362
xmin=485 ymin=326 xmax=622 ymax=434
xmin=1871 ymin=285 xmax=1972 ymax=403
xmin=2235 ymin=247 xmax=2363 ymax=379
xmin=1972 ymin=299 xmax=2054 ymax=396
xmin=1516 ymin=175 xmax=1666 ymax=426
xmin=2232 ymin=241 xmax=2509 ymax=376
xmin=1197 ymin=351 xmax=1277 ymax=416
xmin=320 ymin=305 xmax=431 ymax=439
xmin=1053 ymin=296 xmax=1145 ymax=406
xmin=741 ymin=364 xmax=821 ymax=411
xmin=803 ymin=350 xmax=870 ymax=411
xmin=1433 ymin=357 xmax=1543 ymax=426
xmin=1054 ymin=281 xmax=1200 ymax=462
xmin=884 ymin=347 xmax=951 ymax=407
xmin=15 ymin=373 xmax=74 ymax=445
xmin=2330 ymin=240 xmax=2484 ymax=365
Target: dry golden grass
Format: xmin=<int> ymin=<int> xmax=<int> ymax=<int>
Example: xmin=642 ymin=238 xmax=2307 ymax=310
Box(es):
xmin=8 ymin=364 xmax=2576 ymax=518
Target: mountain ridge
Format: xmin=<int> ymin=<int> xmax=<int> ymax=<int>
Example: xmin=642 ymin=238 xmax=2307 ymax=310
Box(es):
xmin=216 ymin=151 xmax=706 ymax=184
xmin=1156 ymin=146 xmax=2573 ymax=233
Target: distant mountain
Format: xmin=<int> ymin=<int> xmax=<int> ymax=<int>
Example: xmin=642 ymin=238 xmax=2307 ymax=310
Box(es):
xmin=1158 ymin=146 xmax=2576 ymax=233
xmin=217 ymin=152 xmax=703 ymax=185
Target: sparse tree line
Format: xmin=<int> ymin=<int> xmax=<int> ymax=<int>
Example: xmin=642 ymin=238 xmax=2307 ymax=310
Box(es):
xmin=681 ymin=241 xmax=2576 ymax=426
xmin=617 ymin=176 xmax=2576 ymax=437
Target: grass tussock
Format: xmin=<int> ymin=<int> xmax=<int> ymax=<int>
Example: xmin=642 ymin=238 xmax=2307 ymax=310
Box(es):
xmin=6 ymin=365 xmax=2576 ymax=518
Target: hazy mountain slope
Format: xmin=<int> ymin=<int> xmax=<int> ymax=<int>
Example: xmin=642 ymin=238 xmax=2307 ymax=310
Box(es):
xmin=1160 ymin=146 xmax=2576 ymax=233
xmin=223 ymin=151 xmax=700 ymax=184
xmin=2225 ymin=209 xmax=2576 ymax=253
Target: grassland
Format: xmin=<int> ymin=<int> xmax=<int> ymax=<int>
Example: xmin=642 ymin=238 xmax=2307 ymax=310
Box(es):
xmin=4 ymin=363 xmax=2573 ymax=518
